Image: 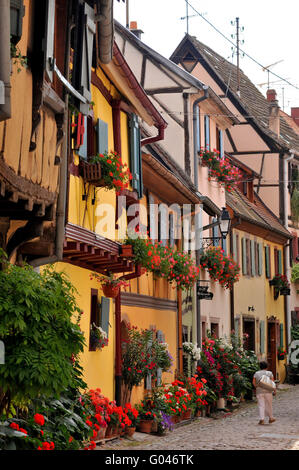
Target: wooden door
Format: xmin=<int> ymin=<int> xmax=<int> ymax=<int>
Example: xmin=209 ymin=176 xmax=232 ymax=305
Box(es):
xmin=267 ymin=322 xmax=277 ymax=379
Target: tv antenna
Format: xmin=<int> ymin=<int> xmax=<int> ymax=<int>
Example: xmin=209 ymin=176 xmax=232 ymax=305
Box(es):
xmin=181 ymin=1 xmax=206 ymax=35
xmin=262 ymin=60 xmax=284 ymax=90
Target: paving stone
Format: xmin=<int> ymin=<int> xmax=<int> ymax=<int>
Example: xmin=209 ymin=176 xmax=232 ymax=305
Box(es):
xmin=97 ymin=385 xmax=299 ymax=451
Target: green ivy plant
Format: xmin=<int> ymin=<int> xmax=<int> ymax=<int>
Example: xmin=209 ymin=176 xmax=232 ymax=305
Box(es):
xmin=10 ymin=42 xmax=28 ymax=73
xmin=291 ymin=189 xmax=299 ymax=226
xmin=0 ymin=252 xmax=85 ymax=415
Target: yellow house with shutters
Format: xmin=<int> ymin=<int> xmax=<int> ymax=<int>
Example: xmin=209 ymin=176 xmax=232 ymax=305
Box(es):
xmin=52 ymin=39 xmax=186 ymax=404
xmin=227 ymin=160 xmax=292 ymax=383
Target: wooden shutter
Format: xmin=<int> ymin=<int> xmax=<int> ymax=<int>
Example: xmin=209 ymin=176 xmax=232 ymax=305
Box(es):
xmin=79 ymin=2 xmax=96 ymax=112
xmin=100 ymin=297 xmax=110 ymax=338
xmin=10 ymin=0 xmax=25 ymax=45
xmin=265 ymin=246 xmax=271 ymax=279
xmin=204 ymin=115 xmax=210 ymax=149
xmin=232 ymin=233 xmax=237 ymax=261
xmin=149 ymin=194 xmax=157 ymax=241
xmin=145 ymin=332 xmax=153 ymax=390
xmin=169 ymin=213 xmax=174 ymax=247
xmin=44 ymin=0 xmax=55 ymax=82
xmin=260 ymin=320 xmax=265 ymax=354
xmin=280 ymin=323 xmax=284 ymax=348
xmin=96 ymin=119 xmax=108 ymax=155
xmin=278 ymin=250 xmax=282 ymax=275
xmin=246 ymin=239 xmax=251 ymax=276
xmin=219 ymin=130 xmax=224 ymax=158
xmin=242 ymin=238 xmax=247 ymax=275
xmin=258 ymin=243 xmax=263 ymax=276
xmin=129 ymin=114 xmax=143 ymax=199
xmin=156 ymin=330 xmax=164 ymax=386
xmin=274 ymin=248 xmax=278 ymax=275
xmin=78 ymin=115 xmax=88 ymax=160
xmin=251 ymin=240 xmax=256 ymax=276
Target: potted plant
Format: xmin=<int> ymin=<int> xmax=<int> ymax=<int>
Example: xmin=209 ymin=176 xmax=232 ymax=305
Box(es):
xmin=135 ymin=408 xmax=155 ymax=434
xmin=123 ymin=403 xmax=139 ymax=436
xmin=277 ymin=347 xmax=286 ymax=361
xmin=84 ymin=151 xmax=132 ymax=195
xmin=269 ymin=274 xmax=290 ymax=297
xmin=90 ymin=272 xmax=130 ymax=298
xmin=90 ymin=323 xmax=108 ymax=351
xmin=199 ymin=148 xmax=242 ymax=192
xmin=199 ymin=246 xmax=240 ymax=290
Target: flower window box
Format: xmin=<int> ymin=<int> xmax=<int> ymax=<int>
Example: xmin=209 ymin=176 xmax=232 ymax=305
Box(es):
xmin=79 ymin=160 xmax=104 ymax=186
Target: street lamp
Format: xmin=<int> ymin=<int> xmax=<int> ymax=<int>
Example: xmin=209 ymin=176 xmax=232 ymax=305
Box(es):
xmin=219 ymin=207 xmax=231 ymax=239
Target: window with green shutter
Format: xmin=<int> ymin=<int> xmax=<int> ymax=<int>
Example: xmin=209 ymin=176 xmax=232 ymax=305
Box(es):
xmin=129 ymin=114 xmax=143 ymax=199
xmin=251 ymin=240 xmax=255 ymax=276
xmin=10 ymin=0 xmax=25 ymax=45
xmin=100 ymin=297 xmax=110 ymax=338
xmin=280 ymin=323 xmax=284 ymax=348
xmin=242 ymin=238 xmax=247 ymax=275
xmin=265 ymin=246 xmax=271 ymax=278
xmin=258 ymin=243 xmax=263 ymax=276
xmin=278 ymin=250 xmax=282 ymax=275
xmin=260 ymin=321 xmax=265 ymax=354
xmin=96 ymin=118 xmax=108 ymax=155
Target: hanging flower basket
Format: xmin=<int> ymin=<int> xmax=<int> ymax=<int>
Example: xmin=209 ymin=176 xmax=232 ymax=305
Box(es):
xmin=278 ymin=353 xmax=286 ymax=361
xmin=102 ymin=284 xmax=120 ymax=298
xmin=79 ymin=161 xmax=105 ymax=187
xmin=280 ymin=287 xmax=290 ymax=296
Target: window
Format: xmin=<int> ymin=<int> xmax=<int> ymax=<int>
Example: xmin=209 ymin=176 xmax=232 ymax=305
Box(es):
xmin=202 ymin=322 xmax=206 ymax=342
xmin=204 ymin=115 xmax=210 ymax=149
xmin=216 ymin=127 xmax=224 ymax=158
xmin=10 ymin=0 xmax=25 ymax=46
xmin=89 ymin=289 xmax=99 ymax=351
xmin=274 ymin=248 xmax=282 ymax=275
xmin=211 ymin=323 xmax=219 ymax=339
xmin=265 ymin=246 xmax=271 ymax=279
xmin=129 ymin=114 xmax=143 ymax=199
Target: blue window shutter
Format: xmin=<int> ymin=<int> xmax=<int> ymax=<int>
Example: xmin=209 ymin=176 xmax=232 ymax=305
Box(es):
xmin=251 ymin=240 xmax=256 ymax=276
xmin=156 ymin=330 xmax=164 ymax=386
xmin=129 ymin=114 xmax=143 ymax=199
xmin=258 ymin=243 xmax=263 ymax=276
xmin=278 ymin=250 xmax=282 ymax=275
xmin=260 ymin=321 xmax=265 ymax=354
xmin=232 ymin=233 xmax=237 ymax=261
xmin=219 ymin=130 xmax=224 ymax=158
xmin=96 ymin=119 xmax=108 ymax=155
xmin=196 ymin=107 xmax=201 ymax=152
xmin=242 ymin=238 xmax=247 ymax=275
xmin=100 ymin=297 xmax=110 ymax=338
xmin=212 ymin=217 xmax=219 ymax=247
xmin=280 ymin=324 xmax=284 ymax=348
xmin=78 ymin=115 xmax=88 ymax=160
xmin=204 ymin=115 xmax=210 ymax=149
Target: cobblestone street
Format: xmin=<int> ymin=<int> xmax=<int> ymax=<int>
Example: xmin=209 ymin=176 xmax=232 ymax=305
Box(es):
xmin=99 ymin=385 xmax=299 ymax=451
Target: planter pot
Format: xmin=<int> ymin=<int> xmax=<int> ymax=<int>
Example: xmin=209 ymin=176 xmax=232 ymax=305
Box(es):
xmin=217 ymin=398 xmax=226 ymax=409
xmin=79 ymin=161 xmax=104 ymax=186
xmin=182 ymin=410 xmax=192 ymax=420
xmin=170 ymin=415 xmax=180 ymax=425
xmin=151 ymin=421 xmax=158 ymax=433
xmin=126 ymin=426 xmax=136 ymax=437
xmin=269 ymin=279 xmax=276 ymax=287
xmin=105 ymin=425 xmax=118 ymax=438
xmin=278 ymin=354 xmax=286 ymax=361
xmin=121 ymin=245 xmax=133 ymax=257
xmin=138 ymin=419 xmax=154 ymax=434
xmin=96 ymin=427 xmax=106 ymax=440
xmin=280 ymin=288 xmax=290 ymax=296
xmin=195 ymin=409 xmax=201 ymax=418
xmin=102 ymin=284 xmax=120 ymax=298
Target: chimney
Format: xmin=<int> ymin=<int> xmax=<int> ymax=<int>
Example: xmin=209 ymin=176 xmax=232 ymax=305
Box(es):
xmin=291 ymin=107 xmax=299 ymax=128
xmin=267 ymin=89 xmax=280 ymax=136
xmin=129 ymin=21 xmax=144 ymax=40
xmin=266 ymin=89 xmax=277 ymax=102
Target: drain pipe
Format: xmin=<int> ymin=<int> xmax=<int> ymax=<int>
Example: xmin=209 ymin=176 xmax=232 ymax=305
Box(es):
xmin=193 ymin=87 xmax=209 ymax=348
xmin=0 ymin=0 xmax=11 ymax=121
xmin=283 ymin=152 xmax=294 ymax=350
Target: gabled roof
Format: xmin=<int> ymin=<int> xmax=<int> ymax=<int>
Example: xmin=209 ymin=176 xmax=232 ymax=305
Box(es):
xmin=226 ymin=188 xmax=291 ymax=240
xmin=170 ymin=35 xmax=299 ymax=155
xmin=114 ymin=21 xmax=238 ymax=126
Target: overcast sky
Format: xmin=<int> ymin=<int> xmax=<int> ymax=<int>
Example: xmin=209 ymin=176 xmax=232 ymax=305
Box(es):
xmin=114 ymin=0 xmax=299 ymax=114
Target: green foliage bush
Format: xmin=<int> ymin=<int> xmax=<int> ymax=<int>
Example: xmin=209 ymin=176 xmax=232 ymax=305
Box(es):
xmin=0 ymin=256 xmax=85 ymax=413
